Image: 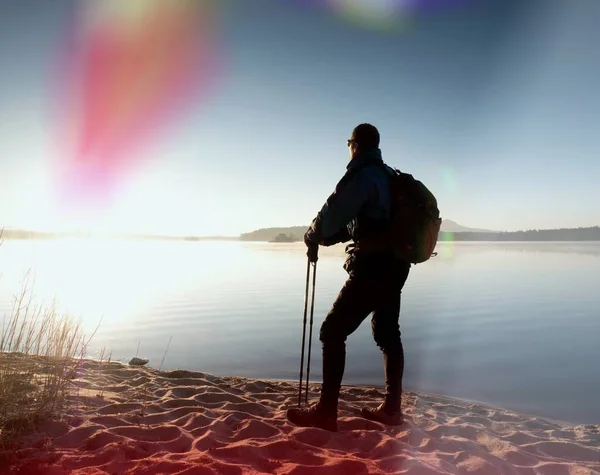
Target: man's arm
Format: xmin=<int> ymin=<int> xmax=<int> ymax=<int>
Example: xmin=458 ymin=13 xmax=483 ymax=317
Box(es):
xmin=322 ymin=226 xmax=352 ymax=246
xmin=305 ymin=168 xmax=373 ymax=246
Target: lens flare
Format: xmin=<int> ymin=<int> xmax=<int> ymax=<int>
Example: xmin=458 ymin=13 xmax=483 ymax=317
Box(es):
xmin=441 ymin=166 xmax=457 ymax=195
xmin=327 ymin=0 xmax=408 ymax=31
xmin=439 ymin=166 xmax=456 ymax=256
xmin=291 ymin=0 xmax=477 ymax=32
xmin=53 ymin=0 xmax=220 ymax=209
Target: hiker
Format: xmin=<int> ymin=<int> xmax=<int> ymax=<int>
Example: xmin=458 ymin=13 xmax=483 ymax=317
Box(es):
xmin=286 ymin=123 xmax=412 ymax=432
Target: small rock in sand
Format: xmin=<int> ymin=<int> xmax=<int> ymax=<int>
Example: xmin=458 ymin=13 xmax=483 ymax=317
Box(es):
xmin=129 ymin=357 xmax=149 ymax=366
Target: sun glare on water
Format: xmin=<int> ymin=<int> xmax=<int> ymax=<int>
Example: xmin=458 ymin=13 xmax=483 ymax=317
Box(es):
xmin=0 ymin=240 xmax=238 ymax=340
xmin=0 ymin=239 xmax=255 ymax=341
xmin=2 ymin=241 xmax=148 ymax=329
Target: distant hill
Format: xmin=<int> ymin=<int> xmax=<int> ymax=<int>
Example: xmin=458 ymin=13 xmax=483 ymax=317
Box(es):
xmin=239 ymin=220 xmax=495 ymax=242
xmin=240 ymin=226 xmax=306 ymax=242
xmin=439 ymin=220 xmax=497 ymax=233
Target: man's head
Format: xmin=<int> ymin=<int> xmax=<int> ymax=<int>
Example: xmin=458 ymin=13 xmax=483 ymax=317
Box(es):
xmin=347 ymin=123 xmax=380 ymax=160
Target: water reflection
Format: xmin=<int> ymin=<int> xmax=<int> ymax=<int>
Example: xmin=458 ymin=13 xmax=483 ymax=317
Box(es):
xmin=0 ymin=239 xmax=599 ymax=423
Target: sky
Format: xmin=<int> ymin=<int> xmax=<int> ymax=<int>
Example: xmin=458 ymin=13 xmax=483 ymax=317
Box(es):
xmin=0 ymin=0 xmax=599 ymax=237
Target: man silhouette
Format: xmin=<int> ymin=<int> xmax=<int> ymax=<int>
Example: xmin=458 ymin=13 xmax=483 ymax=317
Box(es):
xmin=287 ymin=123 xmax=411 ymax=431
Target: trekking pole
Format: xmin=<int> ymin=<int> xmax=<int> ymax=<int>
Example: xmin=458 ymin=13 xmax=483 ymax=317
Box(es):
xmin=304 ymin=260 xmax=317 ymax=404
xmin=297 ymin=258 xmax=311 ymax=406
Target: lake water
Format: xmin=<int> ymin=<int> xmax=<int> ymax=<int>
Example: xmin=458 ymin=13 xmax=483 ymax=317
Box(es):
xmin=0 ymin=239 xmax=599 ymax=425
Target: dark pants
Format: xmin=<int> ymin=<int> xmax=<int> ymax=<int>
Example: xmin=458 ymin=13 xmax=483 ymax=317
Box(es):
xmin=318 ymin=252 xmax=411 ymax=414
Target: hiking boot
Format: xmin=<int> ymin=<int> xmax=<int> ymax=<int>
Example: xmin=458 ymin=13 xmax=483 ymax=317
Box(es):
xmin=286 ymin=403 xmax=338 ymax=432
xmin=361 ymin=402 xmax=404 ymax=426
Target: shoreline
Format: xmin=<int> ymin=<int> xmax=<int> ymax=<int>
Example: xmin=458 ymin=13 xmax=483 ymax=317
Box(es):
xmin=5 ymin=357 xmax=600 ymax=474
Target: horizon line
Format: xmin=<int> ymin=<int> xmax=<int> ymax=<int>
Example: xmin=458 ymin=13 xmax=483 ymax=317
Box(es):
xmin=2 ymin=224 xmax=600 ymax=241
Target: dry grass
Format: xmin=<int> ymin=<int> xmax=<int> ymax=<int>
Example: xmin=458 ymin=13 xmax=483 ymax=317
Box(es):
xmin=0 ymin=230 xmax=97 ymax=449
xmin=0 ymin=282 xmax=86 ymax=443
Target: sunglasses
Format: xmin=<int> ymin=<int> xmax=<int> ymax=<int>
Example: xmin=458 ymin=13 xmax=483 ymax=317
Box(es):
xmin=347 ymin=139 xmax=356 ymax=147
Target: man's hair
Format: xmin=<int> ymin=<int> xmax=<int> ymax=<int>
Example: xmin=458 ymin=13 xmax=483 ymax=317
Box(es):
xmin=351 ymin=123 xmax=380 ymax=149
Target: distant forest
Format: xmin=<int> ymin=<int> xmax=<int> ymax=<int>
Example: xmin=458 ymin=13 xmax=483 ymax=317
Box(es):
xmin=437 ymin=227 xmax=600 ymax=241
xmin=240 ymin=227 xmax=306 ymax=242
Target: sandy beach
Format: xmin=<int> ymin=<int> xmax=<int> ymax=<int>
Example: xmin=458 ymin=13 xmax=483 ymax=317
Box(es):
xmin=5 ymin=359 xmax=600 ymax=475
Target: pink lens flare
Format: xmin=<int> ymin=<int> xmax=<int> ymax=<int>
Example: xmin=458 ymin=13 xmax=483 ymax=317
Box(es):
xmin=52 ymin=0 xmax=221 ymax=210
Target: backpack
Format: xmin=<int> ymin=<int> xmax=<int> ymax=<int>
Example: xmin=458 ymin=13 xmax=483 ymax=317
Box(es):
xmin=386 ymin=167 xmax=442 ymax=264
xmin=354 ymin=163 xmax=442 ymax=264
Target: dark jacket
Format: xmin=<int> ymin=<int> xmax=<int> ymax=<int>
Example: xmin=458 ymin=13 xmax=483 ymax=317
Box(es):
xmin=305 ymin=148 xmax=395 ymax=249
